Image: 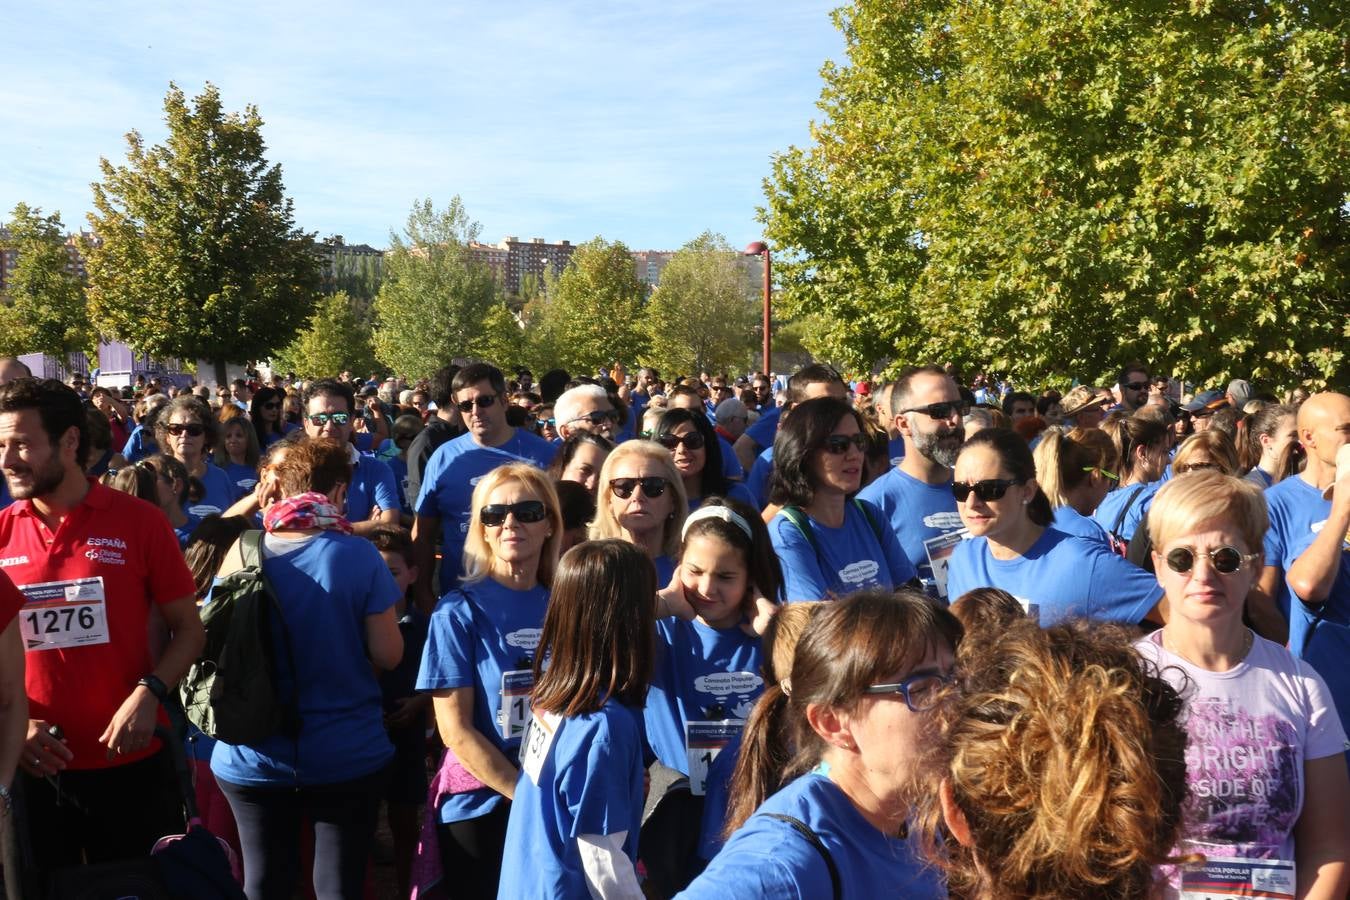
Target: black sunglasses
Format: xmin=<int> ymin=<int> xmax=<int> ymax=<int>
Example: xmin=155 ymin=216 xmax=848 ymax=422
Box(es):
xmin=901 ymin=401 xmax=969 ymax=421
xmin=456 ymin=395 xmax=498 ymax=413
xmin=610 ymin=476 xmax=669 ymax=499
xmin=1122 ymin=381 xmax=1149 ymax=392
xmin=479 ymin=500 xmax=548 ymax=527
xmin=307 ymin=412 xmax=351 ymax=427
xmin=536 ymin=417 xmax=556 ymax=428
xmin=952 ymin=478 xmax=1024 ymax=503
xmin=1164 ymin=545 xmax=1258 ymax=576
xmin=567 ymin=410 xmax=618 ymax=427
xmin=657 ymin=432 xmax=705 ymax=451
xmin=165 ymin=423 xmax=205 ymax=437
xmin=823 ymin=433 xmax=868 ymax=454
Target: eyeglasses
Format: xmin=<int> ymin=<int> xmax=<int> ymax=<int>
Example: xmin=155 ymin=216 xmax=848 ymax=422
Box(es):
xmin=901 ymin=401 xmax=968 ymax=421
xmin=1084 ymin=466 xmax=1120 ymax=482
xmin=456 ymin=395 xmax=498 ymax=413
xmin=1163 ymin=545 xmax=1259 ymax=576
xmin=1122 ymin=381 xmax=1149 ymax=392
xmin=1175 ymin=462 xmax=1220 ymax=475
xmin=952 ymin=478 xmax=1024 ymax=503
xmin=307 ymin=412 xmax=351 ymax=427
xmin=479 ymin=500 xmax=549 ymax=527
xmin=863 ymin=671 xmax=954 ymax=713
xmin=610 ymin=476 xmax=669 ymax=499
xmin=657 ymin=432 xmax=705 ymax=451
xmin=536 ymin=417 xmax=556 ymax=428
xmin=823 ymin=433 xmax=868 ymax=454
xmin=165 ymin=423 xmax=205 ymax=437
xmin=566 ymin=410 xmax=617 ymax=427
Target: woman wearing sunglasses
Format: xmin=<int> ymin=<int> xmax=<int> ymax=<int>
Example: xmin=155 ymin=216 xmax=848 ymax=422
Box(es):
xmin=590 ymin=440 xmax=688 ymax=585
xmin=946 ymin=428 xmax=1162 ymax=626
xmin=654 ymin=408 xmax=757 ymax=513
xmin=767 ymin=397 xmax=916 ymax=602
xmin=1135 ymin=472 xmax=1350 ymax=896
xmin=679 ymin=590 xmax=956 ymax=899
xmin=415 ymin=463 xmax=563 ymax=900
xmin=250 ymin=386 xmax=291 ymax=450
xmin=154 ymin=394 xmax=242 ymax=517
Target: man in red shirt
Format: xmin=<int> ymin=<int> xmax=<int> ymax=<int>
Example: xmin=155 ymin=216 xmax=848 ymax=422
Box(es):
xmin=0 ymin=378 xmax=204 ymax=869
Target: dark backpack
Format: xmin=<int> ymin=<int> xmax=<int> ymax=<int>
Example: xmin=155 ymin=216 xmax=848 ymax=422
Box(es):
xmin=180 ymin=530 xmax=299 ymax=745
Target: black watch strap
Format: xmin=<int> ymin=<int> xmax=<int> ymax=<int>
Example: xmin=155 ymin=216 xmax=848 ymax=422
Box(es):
xmin=138 ymin=674 xmax=169 ymax=703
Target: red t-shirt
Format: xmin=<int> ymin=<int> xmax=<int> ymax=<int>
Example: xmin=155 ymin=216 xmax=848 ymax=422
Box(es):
xmin=0 ymin=569 xmax=22 ymax=629
xmin=0 ymin=481 xmax=197 ymax=769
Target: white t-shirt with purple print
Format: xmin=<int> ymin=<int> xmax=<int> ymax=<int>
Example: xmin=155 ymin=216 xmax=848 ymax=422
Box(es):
xmin=1136 ymin=630 xmax=1347 ymax=894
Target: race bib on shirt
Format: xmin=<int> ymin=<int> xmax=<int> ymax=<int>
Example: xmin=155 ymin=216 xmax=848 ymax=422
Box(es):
xmin=520 ymin=708 xmax=563 ymax=785
xmin=17 ymin=577 xmax=110 ymax=651
xmin=1180 ymin=856 xmax=1294 ymax=900
xmin=685 ymin=720 xmax=744 ymax=796
xmin=498 ymin=670 xmax=535 ymax=741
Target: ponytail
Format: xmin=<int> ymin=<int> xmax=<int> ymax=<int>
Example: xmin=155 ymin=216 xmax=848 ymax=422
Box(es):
xmin=722 ymin=684 xmax=794 ymax=835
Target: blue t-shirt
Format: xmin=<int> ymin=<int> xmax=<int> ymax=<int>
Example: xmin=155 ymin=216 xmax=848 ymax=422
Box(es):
xmin=416 ymin=430 xmax=556 ymax=585
xmin=497 ymin=699 xmax=645 ymax=900
xmin=415 ymin=578 xmax=550 ymax=823
xmin=1287 ymin=531 xmax=1350 ymax=744
xmin=689 ymin=481 xmax=757 ymax=514
xmin=743 ymin=406 xmax=782 ymax=452
xmin=946 ymin=527 xmax=1161 ymax=625
xmin=857 ymin=468 xmax=965 ymax=600
xmin=121 ymin=425 xmax=157 ymax=463
xmin=644 ymin=617 xmax=764 ymax=775
xmin=1052 ymin=505 xmax=1111 ymax=548
xmin=769 ymin=500 xmax=917 ymax=602
xmin=717 ymin=436 xmax=745 ymax=483
xmin=677 ymin=771 xmax=944 ymax=899
xmin=1092 ymin=481 xmax=1160 ymax=542
xmin=654 ymin=554 xmax=677 ymax=587
xmin=1264 ymin=475 xmax=1332 ymax=620
xmin=222 ymin=462 xmax=258 ymax=496
xmin=210 ymin=531 xmax=401 ymax=787
xmin=887 ymin=436 xmax=906 ymax=467
xmin=0 ymin=478 xmax=11 ymax=513
xmin=387 ymin=456 xmax=412 ymax=516
xmin=174 ymin=512 xmax=201 ymax=548
xmin=381 ymin=606 xmax=430 ymax=755
xmin=187 ymin=462 xmax=242 ymax=517
xmin=1245 ymin=467 xmax=1275 ymax=489
xmin=747 ymin=447 xmax=774 ymax=510
xmin=347 ymin=452 xmax=399 ymax=525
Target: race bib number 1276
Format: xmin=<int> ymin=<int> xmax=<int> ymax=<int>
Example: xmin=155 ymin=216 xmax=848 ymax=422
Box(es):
xmin=17 ymin=577 xmax=110 ymax=651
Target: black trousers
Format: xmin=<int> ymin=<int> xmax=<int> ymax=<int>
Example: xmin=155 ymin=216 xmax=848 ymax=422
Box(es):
xmin=436 ymin=802 xmax=511 ymax=900
xmin=217 ymin=767 xmax=387 ymax=900
xmin=19 ymin=748 xmax=185 ymax=871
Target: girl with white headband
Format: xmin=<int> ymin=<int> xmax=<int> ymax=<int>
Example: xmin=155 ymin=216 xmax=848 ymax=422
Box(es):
xmin=640 ymin=497 xmax=784 ymax=897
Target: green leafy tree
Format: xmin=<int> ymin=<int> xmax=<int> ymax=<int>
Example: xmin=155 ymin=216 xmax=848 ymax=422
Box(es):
xmin=0 ymin=204 xmax=92 ymax=358
xmin=85 ymin=83 xmax=321 ymax=383
xmin=272 ymin=291 xmax=377 ymax=378
xmin=765 ymin=0 xmax=1349 ymax=388
xmin=474 ymin=301 xmax=526 ymax=369
xmin=372 ymin=198 xmax=498 ymax=379
xmin=529 ymin=238 xmax=647 ymax=375
xmin=644 ymin=232 xmax=760 ymax=376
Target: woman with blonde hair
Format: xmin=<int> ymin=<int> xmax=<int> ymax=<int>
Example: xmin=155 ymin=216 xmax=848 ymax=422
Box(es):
xmin=1137 ymin=472 xmax=1349 ymax=896
xmin=932 ymin=618 xmax=1189 ymax=899
xmin=590 ymin=439 xmax=687 ymax=585
xmin=415 ymin=462 xmax=563 ymax=899
xmin=1032 ymin=425 xmax=1120 ymax=547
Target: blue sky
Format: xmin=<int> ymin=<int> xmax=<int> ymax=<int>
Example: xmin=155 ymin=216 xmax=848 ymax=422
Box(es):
xmin=1 ymin=2 xmax=845 ymax=251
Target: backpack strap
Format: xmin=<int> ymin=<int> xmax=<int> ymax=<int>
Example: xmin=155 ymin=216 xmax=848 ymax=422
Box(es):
xmin=780 ymin=506 xmax=821 ymax=558
xmin=244 ymin=529 xmax=304 ymax=744
xmin=852 ymin=499 xmax=884 ymax=544
xmin=762 ymin=813 xmax=841 ymax=900
xmin=239 ymin=529 xmax=265 ymax=570
xmin=1111 ymin=484 xmax=1149 ymax=537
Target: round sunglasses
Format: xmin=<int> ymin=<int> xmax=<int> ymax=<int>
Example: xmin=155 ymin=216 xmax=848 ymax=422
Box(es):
xmin=479 ymin=500 xmax=548 ymax=527
xmin=1163 ymin=545 xmax=1259 ymax=576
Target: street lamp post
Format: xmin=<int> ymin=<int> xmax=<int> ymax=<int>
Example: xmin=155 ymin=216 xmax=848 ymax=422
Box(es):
xmin=743 ymin=241 xmax=771 ymax=374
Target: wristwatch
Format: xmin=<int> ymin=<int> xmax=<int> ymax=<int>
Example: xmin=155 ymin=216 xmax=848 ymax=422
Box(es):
xmin=137 ymin=674 xmax=169 ymax=704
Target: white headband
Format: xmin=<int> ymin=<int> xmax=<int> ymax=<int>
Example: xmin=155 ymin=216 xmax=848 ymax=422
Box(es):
xmin=681 ymin=505 xmax=754 ymax=541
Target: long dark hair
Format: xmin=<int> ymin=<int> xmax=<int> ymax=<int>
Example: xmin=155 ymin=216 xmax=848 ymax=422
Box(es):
xmin=769 ymin=397 xmax=865 ymax=507
xmin=959 ymin=428 xmax=1054 ymax=527
xmin=680 ymin=496 xmax=784 ymax=610
xmin=531 ymin=540 xmax=656 ymax=716
xmin=250 ymin=387 xmax=285 ymax=443
xmin=654 ymin=407 xmax=727 ymax=500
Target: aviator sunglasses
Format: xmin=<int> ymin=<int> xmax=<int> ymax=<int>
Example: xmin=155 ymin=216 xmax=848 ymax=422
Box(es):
xmin=1163 ymin=545 xmax=1259 ymax=576
xmin=952 ymin=478 xmax=1024 ymax=503
xmin=610 ymin=476 xmax=669 ymax=499
xmin=479 ymin=500 xmax=548 ymax=527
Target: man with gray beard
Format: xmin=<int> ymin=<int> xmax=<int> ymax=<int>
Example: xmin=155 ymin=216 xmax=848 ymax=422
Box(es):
xmin=859 ymin=365 xmax=968 ymax=600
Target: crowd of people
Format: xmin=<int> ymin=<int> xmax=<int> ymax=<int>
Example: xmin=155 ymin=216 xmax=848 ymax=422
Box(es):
xmin=0 ymin=351 xmax=1347 ymax=899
